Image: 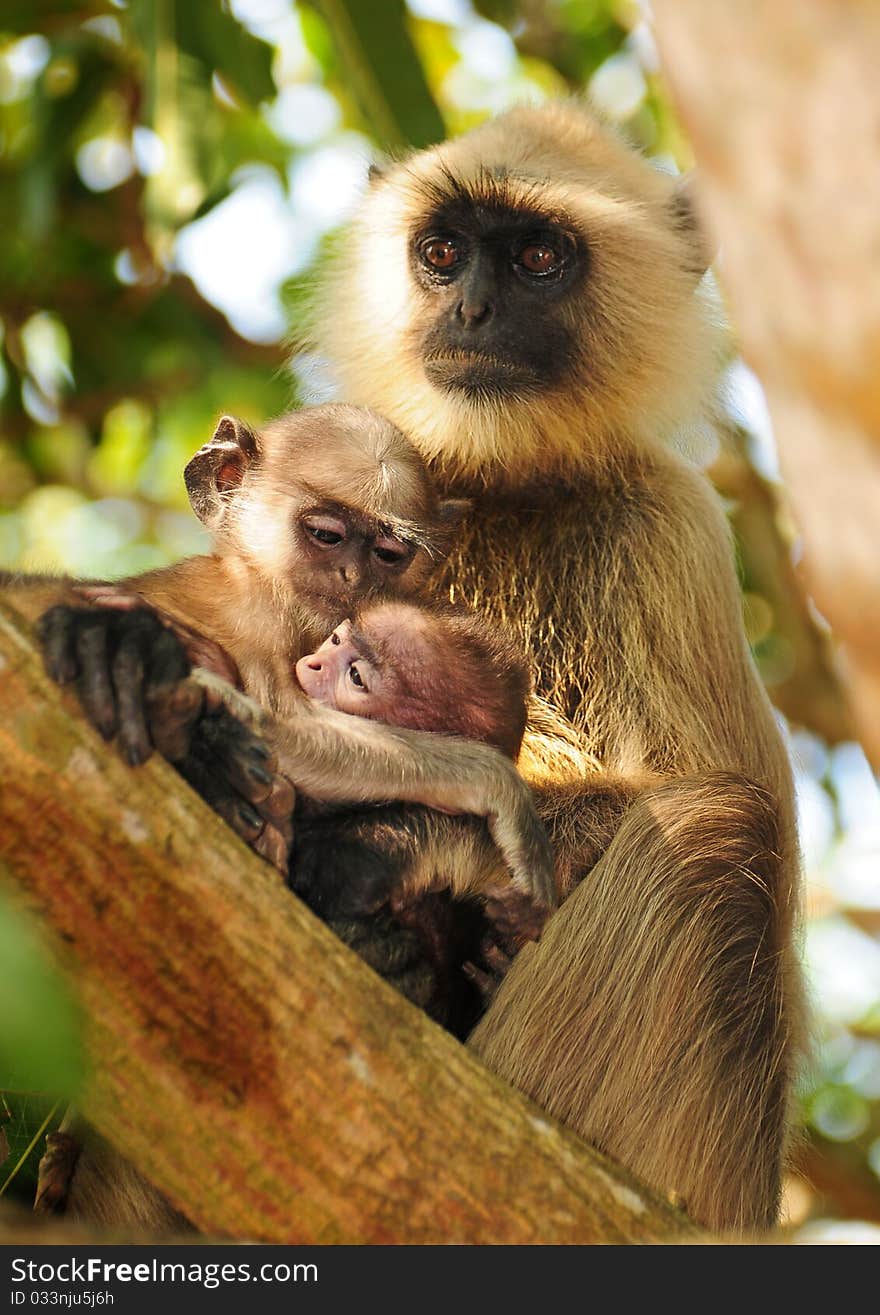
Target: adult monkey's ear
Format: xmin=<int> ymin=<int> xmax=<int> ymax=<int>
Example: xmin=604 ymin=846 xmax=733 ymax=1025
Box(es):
xmin=184 ymin=415 xmax=260 ymax=530
xmin=670 ymin=173 xmax=717 ymax=279
xmin=434 ymin=498 xmax=472 ymax=548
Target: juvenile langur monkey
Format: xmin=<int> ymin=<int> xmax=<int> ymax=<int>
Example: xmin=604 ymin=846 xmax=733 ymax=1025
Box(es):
xmin=20 ymin=408 xmax=552 ymax=1236
xmin=24 ymin=404 xmax=552 ymax=901
xmin=304 ymin=101 xmax=803 ymax=1232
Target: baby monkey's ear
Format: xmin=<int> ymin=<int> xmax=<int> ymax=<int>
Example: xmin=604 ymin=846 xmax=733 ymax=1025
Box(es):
xmin=184 ymin=415 xmax=260 ymax=529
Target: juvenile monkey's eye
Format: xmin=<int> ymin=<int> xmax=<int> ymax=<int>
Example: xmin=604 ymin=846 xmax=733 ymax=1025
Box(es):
xmin=373 ymin=532 xmax=413 ymax=568
xmin=517 ymin=243 xmax=560 ymax=275
xmin=303 ymin=514 xmax=348 ymax=547
xmin=420 ymin=237 xmax=459 ymax=271
xmin=331 ymin=631 xmax=341 ymax=645
xmin=373 ymin=544 xmax=410 ymax=566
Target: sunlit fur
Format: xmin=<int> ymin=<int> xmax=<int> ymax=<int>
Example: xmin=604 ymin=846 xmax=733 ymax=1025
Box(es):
xmin=310 ymin=100 xmax=804 ymax=1233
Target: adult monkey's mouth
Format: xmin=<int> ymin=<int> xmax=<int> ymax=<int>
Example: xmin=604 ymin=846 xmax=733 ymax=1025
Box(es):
xmin=423 ymin=350 xmax=539 ymax=398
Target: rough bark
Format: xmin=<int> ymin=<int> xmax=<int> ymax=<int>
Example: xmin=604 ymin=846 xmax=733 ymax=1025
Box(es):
xmin=0 ymin=600 xmax=695 ymax=1244
xmin=653 ymin=0 xmax=880 ymax=767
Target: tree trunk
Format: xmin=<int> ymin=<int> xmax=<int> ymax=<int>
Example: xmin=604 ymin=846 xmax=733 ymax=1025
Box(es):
xmin=653 ymin=0 xmax=880 ymax=766
xmin=0 ymin=599 xmax=695 ymax=1244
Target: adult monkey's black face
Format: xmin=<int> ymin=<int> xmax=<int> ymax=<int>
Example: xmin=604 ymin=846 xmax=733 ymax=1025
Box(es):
xmin=409 ymin=196 xmax=586 ymax=400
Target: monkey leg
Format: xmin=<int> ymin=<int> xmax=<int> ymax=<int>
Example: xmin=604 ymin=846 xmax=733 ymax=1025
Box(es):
xmin=468 ymin=771 xmax=791 ymax=1234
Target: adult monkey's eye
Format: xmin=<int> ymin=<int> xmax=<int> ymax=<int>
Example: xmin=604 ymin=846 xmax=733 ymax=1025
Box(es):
xmin=420 ymin=237 xmax=459 ymax=271
xmin=517 ymin=243 xmax=560 ymax=275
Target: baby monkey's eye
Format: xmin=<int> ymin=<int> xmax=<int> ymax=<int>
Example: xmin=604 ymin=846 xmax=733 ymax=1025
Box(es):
xmin=348 ymin=663 xmax=366 ymax=690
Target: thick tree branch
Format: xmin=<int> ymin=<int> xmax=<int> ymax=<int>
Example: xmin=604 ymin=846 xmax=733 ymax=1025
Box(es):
xmin=0 ymin=600 xmax=695 ymax=1244
xmin=654 ymin=0 xmax=880 ymax=767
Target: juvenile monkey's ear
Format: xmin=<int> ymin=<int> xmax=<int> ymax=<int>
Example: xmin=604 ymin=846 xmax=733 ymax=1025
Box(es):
xmin=184 ymin=415 xmax=260 ymax=529
xmin=367 ymin=159 xmax=388 ymax=184
xmin=670 ymin=173 xmax=717 ymax=279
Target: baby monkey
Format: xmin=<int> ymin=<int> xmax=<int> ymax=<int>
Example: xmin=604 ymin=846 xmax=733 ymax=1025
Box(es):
xmin=289 ymin=598 xmax=543 ymax=1021
xmin=296 ymin=601 xmax=528 ymax=758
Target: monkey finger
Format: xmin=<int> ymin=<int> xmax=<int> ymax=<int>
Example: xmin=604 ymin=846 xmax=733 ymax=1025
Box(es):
xmin=112 ymin=632 xmax=151 ymax=766
xmin=252 ymin=822 xmax=292 ymax=874
xmin=483 ymin=885 xmax=549 ymax=949
xmin=175 ymin=725 xmax=282 ymax=856
xmin=143 ymin=619 xmax=190 ymax=696
xmin=74 ymin=618 xmax=118 ymax=741
xmin=191 ymin=707 xmax=282 ymax=808
xmin=204 ymin=793 xmax=265 ymax=845
xmin=37 ymin=606 xmax=80 ymax=686
xmin=461 ymin=960 xmax=501 ymax=1004
xmin=74 ymin=585 xmax=145 ymax=611
xmin=260 ymin=774 xmax=296 ymax=823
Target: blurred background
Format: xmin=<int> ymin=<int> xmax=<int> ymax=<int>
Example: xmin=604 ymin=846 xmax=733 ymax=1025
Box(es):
xmin=1 ymin=0 xmax=879 ymax=1239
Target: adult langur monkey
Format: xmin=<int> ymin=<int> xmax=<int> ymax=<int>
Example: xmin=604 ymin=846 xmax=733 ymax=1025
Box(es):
xmin=298 ymin=101 xmax=802 ymax=1233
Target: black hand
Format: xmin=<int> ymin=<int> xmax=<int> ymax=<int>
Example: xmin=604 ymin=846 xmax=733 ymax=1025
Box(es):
xmin=39 ymin=604 xmax=189 ymax=764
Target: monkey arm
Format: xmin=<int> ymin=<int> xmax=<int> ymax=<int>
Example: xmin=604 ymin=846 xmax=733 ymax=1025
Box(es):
xmin=289 ymin=773 xmax=637 ymax=929
xmin=0 ymin=572 xmax=90 ymax=623
xmin=231 ymin=683 xmax=556 ymax=909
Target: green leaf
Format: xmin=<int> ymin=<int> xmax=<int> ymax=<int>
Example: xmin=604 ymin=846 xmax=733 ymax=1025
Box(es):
xmin=173 ymin=1 xmax=276 ymax=108
xmin=312 ymin=0 xmax=444 ymax=149
xmin=0 ymin=893 xmax=83 ymax=1097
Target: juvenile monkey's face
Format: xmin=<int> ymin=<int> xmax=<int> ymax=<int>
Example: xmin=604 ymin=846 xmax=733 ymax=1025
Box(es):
xmin=291 ymin=503 xmax=419 ymax=610
xmin=409 ymin=199 xmax=585 ymax=400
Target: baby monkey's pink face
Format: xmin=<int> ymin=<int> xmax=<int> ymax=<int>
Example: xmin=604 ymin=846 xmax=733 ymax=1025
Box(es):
xmin=295 ymin=618 xmax=401 ymax=720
